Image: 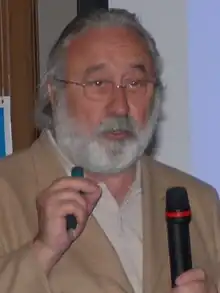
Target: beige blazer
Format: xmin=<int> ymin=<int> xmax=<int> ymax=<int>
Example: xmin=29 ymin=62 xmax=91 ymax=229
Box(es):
xmin=0 ymin=131 xmax=219 ymax=293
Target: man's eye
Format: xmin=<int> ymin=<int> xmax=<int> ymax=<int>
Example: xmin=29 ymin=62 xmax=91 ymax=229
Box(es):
xmin=88 ymin=80 xmax=106 ymax=87
xmin=129 ymin=80 xmax=143 ymax=87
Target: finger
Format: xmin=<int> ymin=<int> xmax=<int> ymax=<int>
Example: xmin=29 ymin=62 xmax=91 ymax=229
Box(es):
xmin=53 ymin=199 xmax=88 ymax=224
xmin=37 ymin=190 xmax=86 ymax=214
xmin=175 ymin=269 xmax=206 ymax=286
xmin=53 ymin=187 xmax=102 ymax=206
xmin=49 ymin=189 xmax=88 ymax=210
xmin=49 ymin=188 xmax=101 ymax=213
xmin=47 ymin=196 xmax=88 ymax=218
xmin=50 ymin=177 xmax=99 ymax=193
xmin=85 ymin=188 xmax=102 ymax=213
xmin=172 ymin=281 xmax=205 ymax=293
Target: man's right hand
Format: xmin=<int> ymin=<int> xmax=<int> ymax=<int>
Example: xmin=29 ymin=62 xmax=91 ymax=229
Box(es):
xmin=31 ymin=177 xmax=101 ymax=275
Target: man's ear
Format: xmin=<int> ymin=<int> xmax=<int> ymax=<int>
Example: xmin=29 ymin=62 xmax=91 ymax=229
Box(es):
xmin=47 ymin=83 xmax=56 ymax=105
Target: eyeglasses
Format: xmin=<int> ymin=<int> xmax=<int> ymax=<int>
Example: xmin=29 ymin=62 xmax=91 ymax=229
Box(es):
xmin=54 ymin=77 xmax=156 ymax=101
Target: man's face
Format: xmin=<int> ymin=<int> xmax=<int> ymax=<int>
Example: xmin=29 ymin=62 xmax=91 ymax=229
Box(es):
xmin=53 ymin=27 xmax=159 ymax=173
xmin=65 ymin=26 xmax=155 ymax=133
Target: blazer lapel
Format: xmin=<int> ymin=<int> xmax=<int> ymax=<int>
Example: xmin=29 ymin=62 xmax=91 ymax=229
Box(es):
xmin=51 ymin=215 xmax=134 ymax=293
xmin=141 ymin=157 xmax=170 ymax=293
xmin=30 ymin=130 xmax=66 ymax=192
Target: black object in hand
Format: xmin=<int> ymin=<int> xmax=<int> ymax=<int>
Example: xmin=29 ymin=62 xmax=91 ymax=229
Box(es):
xmin=166 ymin=187 xmax=192 ymax=287
xmin=66 ymin=166 xmax=84 ymax=230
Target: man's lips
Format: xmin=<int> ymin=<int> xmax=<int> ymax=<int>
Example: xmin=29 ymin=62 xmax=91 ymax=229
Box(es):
xmin=102 ymin=130 xmax=133 ymax=140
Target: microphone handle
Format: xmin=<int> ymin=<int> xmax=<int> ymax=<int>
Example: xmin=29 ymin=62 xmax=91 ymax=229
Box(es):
xmin=66 ymin=167 xmax=84 ymax=230
xmin=167 ymin=221 xmax=192 ymax=287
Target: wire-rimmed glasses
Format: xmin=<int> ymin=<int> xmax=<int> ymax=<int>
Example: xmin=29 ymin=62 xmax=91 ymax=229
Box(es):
xmin=54 ymin=77 xmax=156 ymax=101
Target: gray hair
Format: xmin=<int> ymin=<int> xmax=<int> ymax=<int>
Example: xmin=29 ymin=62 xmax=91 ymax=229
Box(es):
xmin=35 ymin=8 xmax=164 ymax=130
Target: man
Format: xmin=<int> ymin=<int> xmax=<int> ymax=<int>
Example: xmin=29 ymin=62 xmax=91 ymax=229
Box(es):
xmin=0 ymin=8 xmax=219 ymax=293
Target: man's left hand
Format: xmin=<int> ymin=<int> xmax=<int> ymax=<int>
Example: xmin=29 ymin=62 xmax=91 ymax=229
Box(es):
xmin=172 ymin=269 xmax=217 ymax=293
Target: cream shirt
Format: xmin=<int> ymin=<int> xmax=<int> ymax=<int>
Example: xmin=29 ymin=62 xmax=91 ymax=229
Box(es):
xmin=47 ymin=131 xmax=143 ymax=293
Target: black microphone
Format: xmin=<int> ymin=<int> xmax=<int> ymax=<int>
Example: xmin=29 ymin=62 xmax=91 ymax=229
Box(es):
xmin=166 ymin=187 xmax=192 ymax=287
xmin=66 ymin=166 xmax=84 ymax=230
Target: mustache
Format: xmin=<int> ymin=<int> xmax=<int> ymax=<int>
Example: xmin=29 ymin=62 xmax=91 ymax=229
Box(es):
xmin=97 ymin=116 xmax=138 ymax=135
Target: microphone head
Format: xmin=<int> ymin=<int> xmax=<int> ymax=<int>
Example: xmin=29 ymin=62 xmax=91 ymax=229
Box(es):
xmin=166 ymin=187 xmax=190 ymax=212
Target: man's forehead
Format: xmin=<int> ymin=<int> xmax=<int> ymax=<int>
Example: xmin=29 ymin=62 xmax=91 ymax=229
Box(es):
xmin=65 ymin=27 xmax=154 ymax=74
xmin=67 ymin=26 xmax=149 ymax=53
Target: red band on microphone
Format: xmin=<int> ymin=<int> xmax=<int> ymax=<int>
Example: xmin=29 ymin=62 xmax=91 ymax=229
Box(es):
xmin=166 ymin=210 xmax=191 ymax=218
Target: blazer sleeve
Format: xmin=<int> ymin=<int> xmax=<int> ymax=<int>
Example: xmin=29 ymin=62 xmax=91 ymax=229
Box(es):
xmin=0 ymin=178 xmax=52 ymax=293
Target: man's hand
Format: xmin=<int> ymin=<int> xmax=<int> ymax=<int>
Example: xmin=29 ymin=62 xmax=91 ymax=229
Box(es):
xmin=173 ymin=269 xmax=217 ymax=293
xmin=31 ymin=177 xmax=101 ymax=275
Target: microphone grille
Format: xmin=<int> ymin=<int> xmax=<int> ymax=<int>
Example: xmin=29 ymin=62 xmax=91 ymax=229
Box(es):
xmin=166 ymin=187 xmax=190 ymax=212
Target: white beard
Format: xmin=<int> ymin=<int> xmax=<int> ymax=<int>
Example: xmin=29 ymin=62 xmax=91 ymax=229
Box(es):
xmin=53 ymin=96 xmax=161 ymax=174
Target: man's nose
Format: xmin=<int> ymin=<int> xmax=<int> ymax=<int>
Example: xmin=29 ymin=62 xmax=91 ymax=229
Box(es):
xmin=107 ymin=85 xmax=130 ymax=116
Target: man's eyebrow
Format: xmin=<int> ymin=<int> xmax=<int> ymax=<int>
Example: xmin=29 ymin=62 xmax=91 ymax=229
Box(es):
xmin=82 ymin=62 xmax=149 ymax=77
xmin=83 ymin=63 xmax=106 ymax=76
xmin=129 ymin=63 xmax=148 ymax=73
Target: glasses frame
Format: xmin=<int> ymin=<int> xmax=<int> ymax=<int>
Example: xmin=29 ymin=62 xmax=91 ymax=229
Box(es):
xmin=54 ymin=76 xmax=157 ymax=101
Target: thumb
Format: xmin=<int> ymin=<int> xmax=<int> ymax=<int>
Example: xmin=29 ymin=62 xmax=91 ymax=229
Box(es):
xmin=86 ymin=185 xmax=102 ymax=214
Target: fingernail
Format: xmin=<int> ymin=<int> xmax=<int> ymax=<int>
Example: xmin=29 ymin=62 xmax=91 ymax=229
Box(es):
xmin=68 ymin=229 xmax=77 ymax=240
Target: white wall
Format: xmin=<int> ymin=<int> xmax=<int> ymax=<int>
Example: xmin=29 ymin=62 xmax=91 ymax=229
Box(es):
xmin=110 ymin=0 xmax=190 ymax=174
xmin=38 ymin=0 xmax=77 ymax=77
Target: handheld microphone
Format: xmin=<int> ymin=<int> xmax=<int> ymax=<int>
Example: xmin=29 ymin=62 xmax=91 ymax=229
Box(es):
xmin=66 ymin=166 xmax=84 ymax=230
xmin=166 ymin=187 xmax=192 ymax=287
